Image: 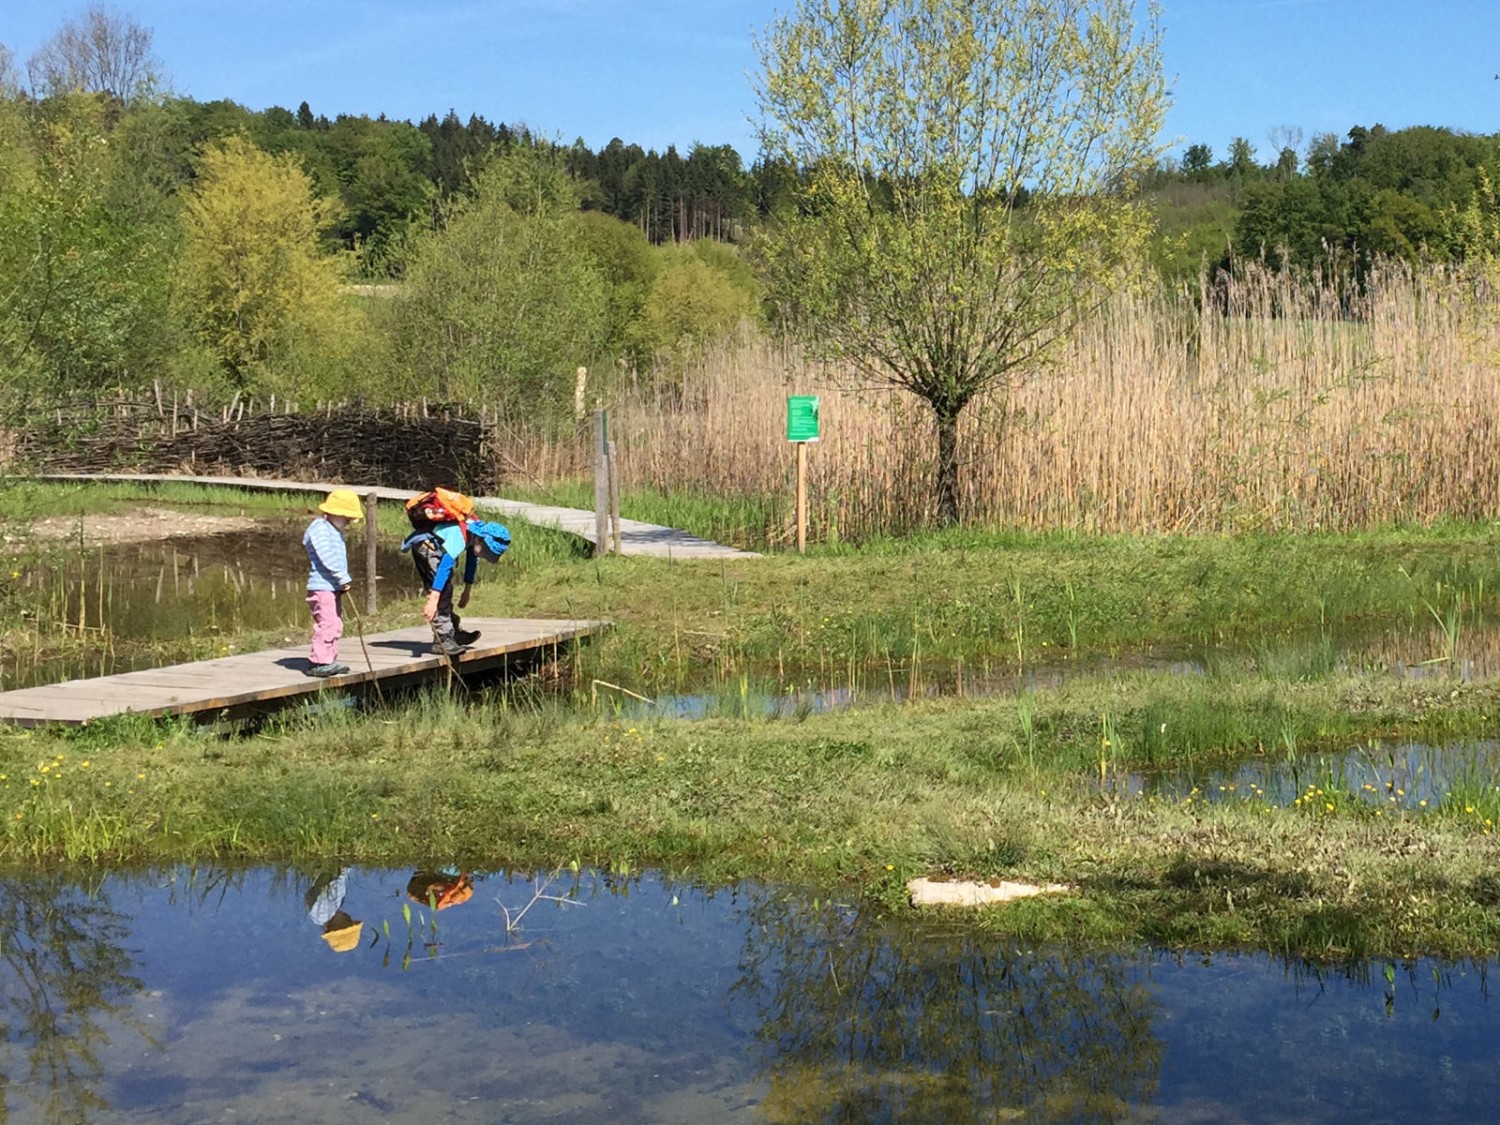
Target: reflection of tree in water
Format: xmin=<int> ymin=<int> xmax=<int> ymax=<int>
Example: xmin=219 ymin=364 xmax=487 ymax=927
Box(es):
xmin=0 ymin=874 xmax=146 ymax=1123
xmin=734 ymin=896 xmax=1161 ymax=1123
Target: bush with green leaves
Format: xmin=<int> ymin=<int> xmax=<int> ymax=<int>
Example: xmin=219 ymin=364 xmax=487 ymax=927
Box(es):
xmin=0 ymin=92 xmax=178 ymax=397
xmin=629 ymin=243 xmax=761 ymax=373
xmin=382 ymin=144 xmax=607 ymax=422
xmin=172 ymin=134 xmax=358 ymax=397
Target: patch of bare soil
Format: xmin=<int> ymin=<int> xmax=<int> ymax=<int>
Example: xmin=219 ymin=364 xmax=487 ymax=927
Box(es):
xmin=19 ymin=507 xmax=268 ymax=546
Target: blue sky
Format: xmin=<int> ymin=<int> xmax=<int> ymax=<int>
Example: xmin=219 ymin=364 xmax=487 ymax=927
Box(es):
xmin=3 ymin=1 xmax=1496 ymax=166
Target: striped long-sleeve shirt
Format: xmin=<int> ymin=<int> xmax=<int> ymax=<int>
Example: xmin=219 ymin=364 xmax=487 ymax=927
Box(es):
xmin=304 ymin=516 xmax=351 ymax=592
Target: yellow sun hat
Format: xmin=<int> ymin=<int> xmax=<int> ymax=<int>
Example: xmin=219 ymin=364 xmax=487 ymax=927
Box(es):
xmin=319 ymin=490 xmax=365 ymax=520
xmin=321 ymin=919 xmax=364 ymax=952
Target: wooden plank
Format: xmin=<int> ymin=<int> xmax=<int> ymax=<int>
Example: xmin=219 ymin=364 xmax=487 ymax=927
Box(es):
xmin=0 ymin=617 xmax=606 ymax=727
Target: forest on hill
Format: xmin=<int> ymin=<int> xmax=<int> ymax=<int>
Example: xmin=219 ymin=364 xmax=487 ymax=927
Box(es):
xmin=2 ymin=6 xmax=1498 ymax=426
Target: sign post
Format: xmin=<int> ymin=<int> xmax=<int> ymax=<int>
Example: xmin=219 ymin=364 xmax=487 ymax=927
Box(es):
xmin=786 ymin=395 xmax=820 ymax=554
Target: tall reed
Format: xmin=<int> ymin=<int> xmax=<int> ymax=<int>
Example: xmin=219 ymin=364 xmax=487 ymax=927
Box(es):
xmin=504 ymin=260 xmax=1500 ymax=542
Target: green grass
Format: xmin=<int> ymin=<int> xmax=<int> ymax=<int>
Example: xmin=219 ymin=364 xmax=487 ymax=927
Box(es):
xmin=3 ymin=671 xmax=1500 ymax=958
xmin=8 ymin=480 xmax=1500 ymax=958
xmin=504 ymin=478 xmax=786 ymax=552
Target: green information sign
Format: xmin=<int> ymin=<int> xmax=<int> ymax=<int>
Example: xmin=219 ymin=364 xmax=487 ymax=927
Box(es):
xmin=786 ymin=395 xmax=821 ymax=442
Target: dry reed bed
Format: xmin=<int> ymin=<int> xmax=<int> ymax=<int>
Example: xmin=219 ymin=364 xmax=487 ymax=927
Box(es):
xmin=511 ymin=263 xmax=1500 ymax=539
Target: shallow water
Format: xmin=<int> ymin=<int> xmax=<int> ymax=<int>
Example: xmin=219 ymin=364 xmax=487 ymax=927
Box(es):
xmin=1 ymin=866 xmax=1498 ymax=1123
xmin=1111 ymin=737 xmax=1500 ymax=812
xmin=2 ymin=523 xmax=422 ymax=689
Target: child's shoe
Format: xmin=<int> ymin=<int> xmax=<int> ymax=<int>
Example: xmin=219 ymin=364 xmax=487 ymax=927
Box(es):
xmin=455 ymin=628 xmax=482 ymax=646
xmin=307 ymin=662 xmax=350 ymax=678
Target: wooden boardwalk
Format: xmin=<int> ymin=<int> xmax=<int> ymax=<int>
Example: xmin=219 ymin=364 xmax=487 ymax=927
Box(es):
xmin=44 ymin=473 xmax=762 ymax=559
xmin=0 ymin=617 xmax=604 ymax=728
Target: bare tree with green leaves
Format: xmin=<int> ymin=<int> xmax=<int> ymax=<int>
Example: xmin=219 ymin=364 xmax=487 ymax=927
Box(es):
xmin=754 ymin=0 xmax=1168 ymax=523
xmin=26 ymin=4 xmax=161 ymax=102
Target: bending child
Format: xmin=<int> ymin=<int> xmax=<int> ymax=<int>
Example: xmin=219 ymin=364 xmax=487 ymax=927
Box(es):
xmin=402 ymin=516 xmax=510 ymax=656
xmin=303 ymin=490 xmax=364 ymax=677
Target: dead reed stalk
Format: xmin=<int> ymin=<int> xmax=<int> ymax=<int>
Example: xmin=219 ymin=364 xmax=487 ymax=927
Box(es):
xmin=503 ymin=261 xmax=1500 ymax=540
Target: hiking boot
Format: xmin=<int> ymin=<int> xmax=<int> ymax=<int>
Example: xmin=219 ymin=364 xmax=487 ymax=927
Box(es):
xmin=307 ymin=662 xmax=350 ymax=678
xmin=454 ymin=628 xmax=482 ymax=646
xmin=430 ymin=638 xmax=468 ymax=657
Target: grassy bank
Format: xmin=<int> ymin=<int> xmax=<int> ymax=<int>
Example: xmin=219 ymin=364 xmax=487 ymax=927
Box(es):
xmin=3 ymin=649 xmax=1500 ymax=959
xmin=6 ymin=482 xmax=1500 ymax=959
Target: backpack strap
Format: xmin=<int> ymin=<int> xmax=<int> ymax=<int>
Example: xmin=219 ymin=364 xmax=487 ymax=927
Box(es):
xmin=399 ymin=529 xmax=437 ymax=553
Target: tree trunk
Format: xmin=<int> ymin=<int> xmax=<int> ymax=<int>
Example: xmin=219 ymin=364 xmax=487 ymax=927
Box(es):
xmin=936 ymin=407 xmax=960 ymax=525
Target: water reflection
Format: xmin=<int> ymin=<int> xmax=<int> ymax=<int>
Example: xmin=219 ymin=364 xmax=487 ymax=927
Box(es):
xmin=0 ymin=873 xmax=147 ymax=1124
xmin=0 ymin=868 xmax=1499 ymax=1121
xmin=2 ymin=523 xmax=419 ymax=689
xmin=735 ymin=899 xmax=1161 ymax=1121
xmin=632 ymin=616 xmax=1500 ymax=723
xmin=1114 ymin=738 xmax=1500 ymax=814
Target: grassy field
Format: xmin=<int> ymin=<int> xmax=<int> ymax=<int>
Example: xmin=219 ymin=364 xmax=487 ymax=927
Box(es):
xmin=4 ymin=482 xmax=1500 ymax=960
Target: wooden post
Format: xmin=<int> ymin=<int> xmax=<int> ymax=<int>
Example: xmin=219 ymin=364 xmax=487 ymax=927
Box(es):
xmin=593 ymin=409 xmax=610 ymax=557
xmin=796 ymin=440 xmax=808 ymax=554
xmin=364 ymin=490 xmax=379 ymax=615
xmin=608 ymin=439 xmax=622 ymax=555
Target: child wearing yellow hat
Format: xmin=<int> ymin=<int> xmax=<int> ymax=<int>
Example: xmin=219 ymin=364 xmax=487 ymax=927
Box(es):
xmin=303 ymin=490 xmax=364 ymax=677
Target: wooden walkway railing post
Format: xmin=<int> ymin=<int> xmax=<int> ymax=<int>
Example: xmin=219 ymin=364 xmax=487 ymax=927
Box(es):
xmin=364 ymin=490 xmax=380 ymax=614
xmin=594 ymin=409 xmax=611 ymax=556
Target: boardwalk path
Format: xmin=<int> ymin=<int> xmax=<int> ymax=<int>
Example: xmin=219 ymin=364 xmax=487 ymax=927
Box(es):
xmin=0 ymin=472 xmax=756 ymax=725
xmin=0 ymin=618 xmax=601 ymax=727
xmin=45 ymin=473 xmax=760 ymax=559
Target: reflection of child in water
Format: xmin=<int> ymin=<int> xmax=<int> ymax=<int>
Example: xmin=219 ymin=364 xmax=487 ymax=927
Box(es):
xmin=306 ymin=869 xmax=363 ymax=953
xmin=406 ymin=870 xmax=474 ymax=911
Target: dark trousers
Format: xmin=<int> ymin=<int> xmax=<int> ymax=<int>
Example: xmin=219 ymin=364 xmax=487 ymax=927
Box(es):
xmin=410 ymin=538 xmax=463 ymax=643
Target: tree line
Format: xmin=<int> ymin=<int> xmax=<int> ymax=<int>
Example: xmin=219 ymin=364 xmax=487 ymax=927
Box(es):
xmin=1143 ymin=125 xmax=1500 ymax=283
xmin=0 ymin=8 xmax=769 ymax=418
xmin=5 ymin=3 xmax=1500 ymax=525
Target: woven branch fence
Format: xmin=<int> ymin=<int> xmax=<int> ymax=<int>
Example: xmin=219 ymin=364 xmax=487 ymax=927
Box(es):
xmin=2 ymin=392 xmax=500 ymax=494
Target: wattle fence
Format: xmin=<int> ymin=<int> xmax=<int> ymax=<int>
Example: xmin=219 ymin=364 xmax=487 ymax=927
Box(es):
xmin=3 ymin=392 xmax=503 ymax=494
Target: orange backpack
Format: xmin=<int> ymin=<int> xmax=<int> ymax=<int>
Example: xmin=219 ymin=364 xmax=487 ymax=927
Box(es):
xmin=405 ymin=486 xmax=475 ymax=532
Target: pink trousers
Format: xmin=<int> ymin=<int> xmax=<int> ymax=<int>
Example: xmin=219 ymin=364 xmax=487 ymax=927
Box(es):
xmin=307 ymin=589 xmax=344 ymax=665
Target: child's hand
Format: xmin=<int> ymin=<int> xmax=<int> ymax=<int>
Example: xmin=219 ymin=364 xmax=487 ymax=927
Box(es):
xmin=458 ymin=586 xmax=471 ymax=609
xmin=423 ymin=590 xmax=441 ymax=621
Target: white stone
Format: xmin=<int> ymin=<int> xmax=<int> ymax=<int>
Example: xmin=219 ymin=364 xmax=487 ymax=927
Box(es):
xmin=907 ymin=877 xmax=1071 ymax=907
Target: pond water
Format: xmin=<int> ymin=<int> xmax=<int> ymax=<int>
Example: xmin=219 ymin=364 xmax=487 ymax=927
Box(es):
xmin=9 ymin=529 xmax=1500 ymax=816
xmin=1109 ymin=738 xmax=1500 ymax=813
xmin=1 ymin=865 xmax=1497 ymax=1123
xmin=2 ymin=523 xmax=422 ymax=689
